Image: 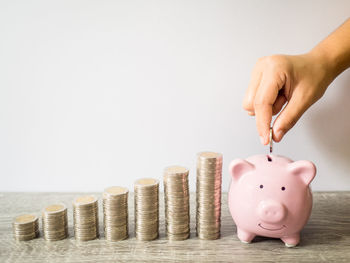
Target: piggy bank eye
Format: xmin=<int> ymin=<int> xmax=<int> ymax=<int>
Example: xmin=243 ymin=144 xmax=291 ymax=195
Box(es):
xmin=281 ymin=186 xmax=286 ymax=191
xmin=259 ymin=184 xmax=263 ymax=189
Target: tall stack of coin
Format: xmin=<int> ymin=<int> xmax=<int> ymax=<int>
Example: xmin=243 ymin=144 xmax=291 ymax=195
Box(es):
xmin=134 ymin=178 xmax=159 ymax=241
xmin=103 ymin=186 xmax=129 ymax=241
xmin=196 ymin=151 xmax=223 ymax=240
xmin=42 ymin=204 xmax=68 ymax=241
xmin=163 ymin=166 xmax=190 ymax=240
xmin=73 ymin=195 xmax=99 ymax=241
xmin=12 ymin=214 xmax=39 ymax=241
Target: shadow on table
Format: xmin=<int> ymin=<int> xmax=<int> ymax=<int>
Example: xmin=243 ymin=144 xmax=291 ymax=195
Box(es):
xmin=300 ymin=193 xmax=350 ymax=246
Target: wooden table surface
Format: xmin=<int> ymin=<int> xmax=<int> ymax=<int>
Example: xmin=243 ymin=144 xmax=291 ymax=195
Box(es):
xmin=0 ymin=192 xmax=349 ymax=263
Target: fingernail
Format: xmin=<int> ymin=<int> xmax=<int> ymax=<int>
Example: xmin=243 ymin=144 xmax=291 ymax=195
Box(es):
xmin=275 ymin=130 xmax=285 ymax=141
xmin=260 ymin=136 xmax=265 ymax=145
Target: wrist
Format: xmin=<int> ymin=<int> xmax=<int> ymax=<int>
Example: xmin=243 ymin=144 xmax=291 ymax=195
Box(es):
xmin=305 ymin=48 xmax=338 ymax=85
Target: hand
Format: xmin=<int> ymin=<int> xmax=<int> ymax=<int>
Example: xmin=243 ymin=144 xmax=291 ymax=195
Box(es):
xmin=242 ymin=53 xmax=332 ymax=145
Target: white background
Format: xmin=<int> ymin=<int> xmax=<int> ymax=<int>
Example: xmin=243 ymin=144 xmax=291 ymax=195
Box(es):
xmin=1 ymin=0 xmax=350 ymax=192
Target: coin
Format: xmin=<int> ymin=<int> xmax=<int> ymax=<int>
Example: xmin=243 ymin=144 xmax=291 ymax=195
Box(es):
xmin=103 ymin=186 xmax=129 ymax=241
xmin=42 ymin=203 xmax=68 ymax=241
xmin=73 ymin=195 xmax=99 ymax=241
xmin=163 ymin=166 xmax=190 ymax=241
xmin=13 ymin=214 xmax=39 ymax=241
xmin=134 ymin=178 xmax=159 ymax=241
xmin=269 ymin=127 xmax=273 ymax=154
xmin=196 ymin=151 xmax=222 ymax=240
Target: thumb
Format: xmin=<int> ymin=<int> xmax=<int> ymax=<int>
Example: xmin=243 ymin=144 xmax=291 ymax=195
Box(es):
xmin=272 ymin=90 xmax=309 ymax=142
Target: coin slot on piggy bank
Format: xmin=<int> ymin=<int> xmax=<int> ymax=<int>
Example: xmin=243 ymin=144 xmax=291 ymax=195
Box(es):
xmin=228 ymin=154 xmax=316 ymax=247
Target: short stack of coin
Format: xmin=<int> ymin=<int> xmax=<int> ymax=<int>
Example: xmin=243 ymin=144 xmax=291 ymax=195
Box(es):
xmin=134 ymin=178 xmax=159 ymax=241
xmin=12 ymin=214 xmax=39 ymax=241
xmin=163 ymin=166 xmax=190 ymax=240
xmin=196 ymin=151 xmax=223 ymax=240
xmin=103 ymin=186 xmax=129 ymax=241
xmin=73 ymin=195 xmax=99 ymax=241
xmin=42 ymin=204 xmax=68 ymax=241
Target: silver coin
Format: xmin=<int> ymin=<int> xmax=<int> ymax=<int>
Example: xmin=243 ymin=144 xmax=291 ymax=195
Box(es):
xmin=12 ymin=214 xmax=39 ymax=241
xmin=103 ymin=186 xmax=129 ymax=241
xmin=134 ymin=178 xmax=159 ymax=241
xmin=163 ymin=166 xmax=190 ymax=241
xmin=41 ymin=203 xmax=68 ymax=241
xmin=269 ymin=127 xmax=273 ymax=154
xmin=73 ymin=195 xmax=99 ymax=241
xmin=196 ymin=152 xmax=222 ymax=240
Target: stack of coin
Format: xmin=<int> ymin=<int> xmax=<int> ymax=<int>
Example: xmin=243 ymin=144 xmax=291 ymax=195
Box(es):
xmin=73 ymin=195 xmax=99 ymax=241
xmin=103 ymin=186 xmax=129 ymax=241
xmin=196 ymin=151 xmax=223 ymax=240
xmin=163 ymin=166 xmax=190 ymax=240
xmin=12 ymin=214 xmax=39 ymax=241
xmin=42 ymin=204 xmax=68 ymax=241
xmin=134 ymin=178 xmax=159 ymax=241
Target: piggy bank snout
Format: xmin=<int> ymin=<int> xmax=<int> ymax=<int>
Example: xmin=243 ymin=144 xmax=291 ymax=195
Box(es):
xmin=257 ymin=200 xmax=286 ymax=224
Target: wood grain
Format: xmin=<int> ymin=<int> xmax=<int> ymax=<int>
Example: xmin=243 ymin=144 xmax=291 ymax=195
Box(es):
xmin=0 ymin=192 xmax=349 ymax=262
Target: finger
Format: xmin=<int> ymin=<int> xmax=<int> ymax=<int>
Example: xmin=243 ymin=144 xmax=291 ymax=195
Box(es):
xmin=272 ymin=94 xmax=287 ymax=115
xmin=254 ymin=73 xmax=280 ymax=145
xmin=255 ymin=103 xmax=272 ymax=145
xmin=272 ymin=89 xmax=309 ymax=142
xmin=243 ymin=64 xmax=263 ymax=114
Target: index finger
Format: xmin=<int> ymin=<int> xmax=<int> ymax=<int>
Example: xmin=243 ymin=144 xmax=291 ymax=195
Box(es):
xmin=254 ymin=73 xmax=280 ymax=145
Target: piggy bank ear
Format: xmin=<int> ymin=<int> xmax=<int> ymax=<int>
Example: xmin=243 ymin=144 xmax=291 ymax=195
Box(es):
xmin=287 ymin=160 xmax=316 ymax=186
xmin=229 ymin=159 xmax=255 ymax=182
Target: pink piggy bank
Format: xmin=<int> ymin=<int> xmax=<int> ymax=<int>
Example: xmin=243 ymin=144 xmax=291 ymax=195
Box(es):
xmin=228 ymin=154 xmax=316 ymax=247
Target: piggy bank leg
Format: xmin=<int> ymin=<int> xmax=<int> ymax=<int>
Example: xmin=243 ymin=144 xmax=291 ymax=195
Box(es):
xmin=237 ymin=228 xmax=255 ymax=243
xmin=281 ymin=233 xmax=300 ymax=247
